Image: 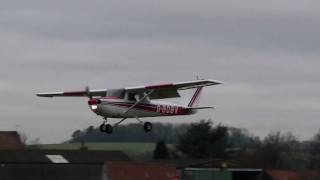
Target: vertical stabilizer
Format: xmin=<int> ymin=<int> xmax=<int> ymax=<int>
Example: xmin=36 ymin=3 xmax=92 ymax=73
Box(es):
xmin=187 ymin=87 xmax=203 ymax=107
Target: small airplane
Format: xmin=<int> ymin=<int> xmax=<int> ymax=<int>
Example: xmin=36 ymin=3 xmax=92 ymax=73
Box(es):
xmin=37 ymin=79 xmax=222 ymax=134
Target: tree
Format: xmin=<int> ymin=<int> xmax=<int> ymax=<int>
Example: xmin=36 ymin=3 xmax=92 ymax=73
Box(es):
xmin=71 ymin=130 xmax=82 ymax=140
xmin=228 ymin=127 xmax=261 ymax=149
xmin=257 ymin=131 xmax=299 ymax=169
xmin=68 ymin=123 xmax=188 ymax=143
xmin=176 ymin=120 xmax=230 ymax=158
xmin=153 ymin=140 xmax=169 ymax=160
xmin=86 ymin=126 xmax=95 ymax=134
xmin=309 ymin=129 xmax=320 ymax=169
xmin=29 ymin=137 xmax=41 ymax=145
xmin=19 ymin=132 xmax=28 ymax=145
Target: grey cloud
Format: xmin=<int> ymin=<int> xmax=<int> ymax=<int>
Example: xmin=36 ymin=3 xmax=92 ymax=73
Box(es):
xmin=1 ymin=0 xmax=320 ymax=53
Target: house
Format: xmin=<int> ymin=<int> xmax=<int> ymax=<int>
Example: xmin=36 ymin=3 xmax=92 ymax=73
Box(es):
xmin=0 ymin=131 xmax=24 ymax=149
xmin=104 ymin=161 xmax=178 ymax=180
xmin=262 ymin=170 xmax=320 ymax=180
xmin=0 ymin=149 xmax=130 ymax=180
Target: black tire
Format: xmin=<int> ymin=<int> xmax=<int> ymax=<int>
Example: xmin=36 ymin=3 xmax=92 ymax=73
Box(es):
xmin=99 ymin=124 xmax=107 ymax=132
xmin=143 ymin=122 xmax=152 ymax=132
xmin=105 ymin=124 xmax=113 ymax=134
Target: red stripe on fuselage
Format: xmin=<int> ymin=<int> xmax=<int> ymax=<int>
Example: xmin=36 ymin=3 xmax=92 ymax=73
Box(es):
xmin=111 ymin=103 xmax=156 ymax=113
xmin=108 ymin=102 xmax=191 ymax=115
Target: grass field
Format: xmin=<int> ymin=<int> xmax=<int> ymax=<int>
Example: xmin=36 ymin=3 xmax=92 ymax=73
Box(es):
xmin=32 ymin=142 xmax=174 ymax=156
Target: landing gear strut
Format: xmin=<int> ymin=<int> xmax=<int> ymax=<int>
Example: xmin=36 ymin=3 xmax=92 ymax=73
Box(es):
xmin=99 ymin=117 xmax=153 ymax=134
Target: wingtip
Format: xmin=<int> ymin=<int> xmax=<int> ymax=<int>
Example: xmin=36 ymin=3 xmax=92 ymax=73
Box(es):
xmin=36 ymin=93 xmax=52 ymax=97
xmin=207 ymin=79 xmax=224 ymax=85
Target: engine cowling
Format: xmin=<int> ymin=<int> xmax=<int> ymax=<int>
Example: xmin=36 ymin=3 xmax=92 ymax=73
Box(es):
xmin=88 ymin=98 xmax=101 ymax=105
xmin=88 ymin=98 xmax=101 ymax=112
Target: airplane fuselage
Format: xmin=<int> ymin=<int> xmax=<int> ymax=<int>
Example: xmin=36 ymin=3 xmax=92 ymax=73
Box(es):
xmin=89 ymin=97 xmax=195 ymax=119
xmin=37 ymin=79 xmax=221 ymax=134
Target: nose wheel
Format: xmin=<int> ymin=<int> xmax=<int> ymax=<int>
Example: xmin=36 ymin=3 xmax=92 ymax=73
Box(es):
xmin=100 ymin=123 xmax=113 ymax=134
xmin=99 ymin=117 xmax=113 ymax=134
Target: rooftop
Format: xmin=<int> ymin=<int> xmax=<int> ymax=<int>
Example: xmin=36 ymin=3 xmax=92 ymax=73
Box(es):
xmin=0 ymin=149 xmax=130 ymax=164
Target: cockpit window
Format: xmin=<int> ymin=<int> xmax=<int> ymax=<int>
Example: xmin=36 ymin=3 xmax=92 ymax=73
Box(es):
xmin=106 ymin=89 xmax=125 ymax=98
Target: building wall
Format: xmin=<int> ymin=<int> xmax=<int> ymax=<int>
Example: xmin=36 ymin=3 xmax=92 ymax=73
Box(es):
xmin=181 ymin=168 xmax=262 ymax=180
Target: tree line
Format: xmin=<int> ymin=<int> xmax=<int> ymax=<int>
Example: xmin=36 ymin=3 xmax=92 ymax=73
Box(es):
xmin=69 ymin=120 xmax=320 ymax=170
xmin=70 ymin=122 xmax=189 ymax=143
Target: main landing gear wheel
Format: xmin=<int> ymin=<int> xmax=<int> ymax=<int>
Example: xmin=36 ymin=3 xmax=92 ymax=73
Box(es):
xmin=99 ymin=123 xmax=107 ymax=132
xmin=143 ymin=122 xmax=152 ymax=132
xmin=99 ymin=124 xmax=113 ymax=134
xmin=105 ymin=124 xmax=113 ymax=134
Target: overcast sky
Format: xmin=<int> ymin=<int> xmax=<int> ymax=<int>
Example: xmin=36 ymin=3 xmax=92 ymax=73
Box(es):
xmin=0 ymin=0 xmax=319 ymax=143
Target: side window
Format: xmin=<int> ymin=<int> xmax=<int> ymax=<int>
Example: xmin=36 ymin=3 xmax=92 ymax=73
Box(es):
xmin=128 ymin=93 xmax=136 ymax=101
xmin=107 ymin=89 xmax=125 ymax=99
xmin=118 ymin=90 xmax=125 ymax=99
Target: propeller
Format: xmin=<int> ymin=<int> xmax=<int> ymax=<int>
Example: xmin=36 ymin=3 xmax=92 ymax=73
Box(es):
xmin=86 ymin=86 xmax=101 ymax=107
xmin=85 ymin=86 xmax=92 ymax=99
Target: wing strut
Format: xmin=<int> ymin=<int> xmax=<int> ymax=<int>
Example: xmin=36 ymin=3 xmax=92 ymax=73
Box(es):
xmin=114 ymin=118 xmax=127 ymax=127
xmin=113 ymin=90 xmax=154 ymax=127
xmin=122 ymin=89 xmax=155 ymax=115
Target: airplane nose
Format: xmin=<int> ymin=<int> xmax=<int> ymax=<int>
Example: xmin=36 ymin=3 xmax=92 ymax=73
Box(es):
xmin=88 ymin=99 xmax=101 ymax=112
xmin=88 ymin=99 xmax=101 ymax=105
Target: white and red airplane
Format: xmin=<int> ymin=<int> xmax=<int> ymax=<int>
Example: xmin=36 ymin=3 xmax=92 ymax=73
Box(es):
xmin=37 ymin=79 xmax=222 ymax=134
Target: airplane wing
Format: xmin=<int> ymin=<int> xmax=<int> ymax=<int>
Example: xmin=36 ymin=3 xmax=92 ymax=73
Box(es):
xmin=126 ymin=79 xmax=222 ymax=99
xmin=37 ymin=79 xmax=222 ymax=99
xmin=37 ymin=89 xmax=107 ymax=97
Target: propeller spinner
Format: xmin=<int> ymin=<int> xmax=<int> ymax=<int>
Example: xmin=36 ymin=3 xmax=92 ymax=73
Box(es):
xmin=86 ymin=86 xmax=101 ymax=112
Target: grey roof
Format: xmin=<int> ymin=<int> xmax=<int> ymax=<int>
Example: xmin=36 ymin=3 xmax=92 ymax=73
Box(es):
xmin=0 ymin=149 xmax=130 ymax=164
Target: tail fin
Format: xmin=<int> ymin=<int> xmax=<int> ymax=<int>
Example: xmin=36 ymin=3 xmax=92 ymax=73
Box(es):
xmin=187 ymin=87 xmax=203 ymax=107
